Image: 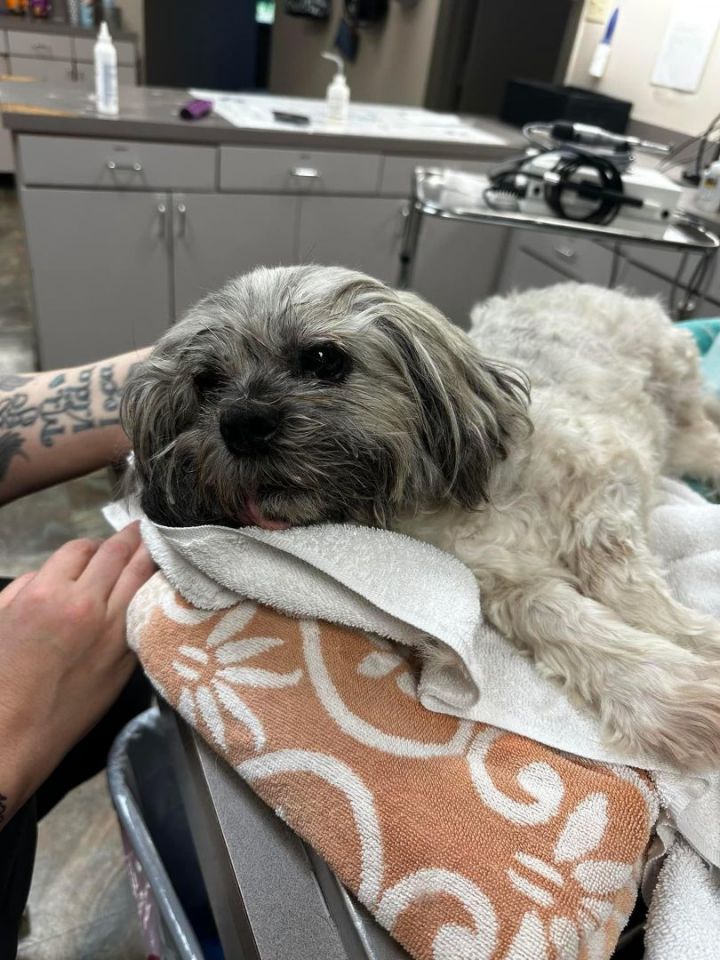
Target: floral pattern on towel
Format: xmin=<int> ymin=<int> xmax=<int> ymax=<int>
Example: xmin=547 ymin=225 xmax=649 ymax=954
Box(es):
xmin=130 ymin=572 xmax=657 ymax=960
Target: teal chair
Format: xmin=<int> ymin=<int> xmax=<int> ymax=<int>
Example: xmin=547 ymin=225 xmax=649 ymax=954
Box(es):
xmin=680 ymin=317 xmax=720 ymax=392
xmin=678 ymin=318 xmax=720 ymax=499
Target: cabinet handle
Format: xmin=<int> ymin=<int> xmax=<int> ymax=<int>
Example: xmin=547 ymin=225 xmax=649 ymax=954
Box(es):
xmin=176 ymin=202 xmax=187 ymax=238
xmin=553 ymin=244 xmax=576 ymax=262
xmin=106 ymin=160 xmax=143 ymax=173
xmin=156 ymin=202 xmax=167 ymax=238
xmin=31 ymin=43 xmax=52 ymax=53
xmin=290 ymin=167 xmax=320 ymax=179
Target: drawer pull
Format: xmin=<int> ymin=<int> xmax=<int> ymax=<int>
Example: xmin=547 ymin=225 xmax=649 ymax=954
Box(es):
xmin=106 ymin=159 xmax=143 ymax=173
xmin=553 ymin=245 xmax=576 ymax=262
xmin=156 ymin=202 xmax=167 ymax=238
xmin=176 ymin=202 xmax=187 ymax=238
xmin=31 ymin=43 xmax=53 ymax=53
xmin=290 ymin=166 xmax=320 ymax=179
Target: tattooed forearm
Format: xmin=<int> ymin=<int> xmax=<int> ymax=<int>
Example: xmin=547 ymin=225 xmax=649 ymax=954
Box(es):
xmin=0 ymin=351 xmax=147 ymax=497
xmin=0 ymin=374 xmax=35 ymax=392
xmin=0 ymin=792 xmax=7 ymax=828
xmin=0 ymin=363 xmax=122 ymax=454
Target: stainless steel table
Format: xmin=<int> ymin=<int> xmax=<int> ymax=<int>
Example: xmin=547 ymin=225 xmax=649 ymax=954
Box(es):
xmin=160 ymin=701 xmax=409 ymax=960
xmin=399 ymin=167 xmax=720 ymax=320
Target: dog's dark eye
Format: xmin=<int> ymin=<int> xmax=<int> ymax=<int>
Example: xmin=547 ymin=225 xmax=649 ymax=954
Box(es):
xmin=298 ymin=343 xmax=351 ymax=382
xmin=193 ymin=368 xmax=224 ymax=395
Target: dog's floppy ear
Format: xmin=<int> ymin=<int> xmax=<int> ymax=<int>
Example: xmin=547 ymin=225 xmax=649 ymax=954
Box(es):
xmin=120 ymin=353 xmax=198 ymax=524
xmin=378 ymin=291 xmax=531 ymax=507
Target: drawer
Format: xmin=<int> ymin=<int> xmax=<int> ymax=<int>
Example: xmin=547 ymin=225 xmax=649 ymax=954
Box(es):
xmin=74 ymin=62 xmax=137 ymax=88
xmin=7 ymin=29 xmax=72 ymax=60
xmin=9 ymin=55 xmax=74 ymax=84
xmin=516 ymin=231 xmax=613 ymax=285
xmin=74 ymin=36 xmax=136 ymax=66
xmin=379 ymin=154 xmax=496 ymax=197
xmin=0 ymin=31 xmax=6 ymax=56
xmin=220 ymin=146 xmax=382 ymax=194
xmin=18 ymin=136 xmax=217 ymax=190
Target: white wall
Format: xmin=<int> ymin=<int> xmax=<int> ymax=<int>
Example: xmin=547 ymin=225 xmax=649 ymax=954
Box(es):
xmin=566 ymin=0 xmax=720 ymax=134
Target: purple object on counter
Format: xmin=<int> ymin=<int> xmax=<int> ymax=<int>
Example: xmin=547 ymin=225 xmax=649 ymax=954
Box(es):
xmin=179 ymin=99 xmax=213 ymax=121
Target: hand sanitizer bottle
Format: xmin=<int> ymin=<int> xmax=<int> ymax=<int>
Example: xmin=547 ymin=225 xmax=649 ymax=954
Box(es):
xmin=94 ymin=22 xmax=119 ymax=117
xmin=322 ymin=53 xmax=349 ymax=126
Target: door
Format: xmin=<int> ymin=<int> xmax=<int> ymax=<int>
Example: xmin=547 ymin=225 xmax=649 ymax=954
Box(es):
xmin=297 ymin=196 xmax=406 ymax=285
xmin=172 ymin=193 xmax=299 ymax=318
xmin=411 ymin=219 xmax=511 ymax=330
xmin=22 ymin=188 xmax=172 ymax=368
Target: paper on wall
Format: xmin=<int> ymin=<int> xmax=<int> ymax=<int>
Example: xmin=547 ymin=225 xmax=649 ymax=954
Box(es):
xmin=651 ymin=0 xmax=720 ymax=94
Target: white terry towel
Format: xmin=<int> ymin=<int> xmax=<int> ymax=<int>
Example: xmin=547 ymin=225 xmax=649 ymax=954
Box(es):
xmin=645 ymin=837 xmax=720 ymax=960
xmin=106 ymin=478 xmax=720 ymax=879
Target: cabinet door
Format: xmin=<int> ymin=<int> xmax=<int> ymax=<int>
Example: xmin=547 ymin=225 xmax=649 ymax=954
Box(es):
xmin=616 ymin=260 xmax=673 ymax=309
xmin=9 ymin=55 xmax=74 ymax=84
xmin=496 ymin=245 xmax=573 ymax=296
xmin=297 ymin=196 xmax=405 ymax=285
xmin=411 ymin=219 xmax=510 ymax=330
xmin=21 ymin=188 xmax=172 ymax=368
xmin=172 ymin=193 xmax=299 ymax=317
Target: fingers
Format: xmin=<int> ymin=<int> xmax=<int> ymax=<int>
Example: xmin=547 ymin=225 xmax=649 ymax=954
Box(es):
xmin=108 ymin=542 xmax=156 ymax=616
xmin=0 ymin=571 xmax=36 ymax=609
xmin=76 ymin=523 xmax=143 ymax=600
xmin=38 ymin=537 xmax=102 ymax=582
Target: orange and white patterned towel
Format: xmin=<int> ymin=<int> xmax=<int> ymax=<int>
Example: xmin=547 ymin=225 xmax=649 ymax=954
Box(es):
xmin=129 ymin=572 xmax=657 ymax=960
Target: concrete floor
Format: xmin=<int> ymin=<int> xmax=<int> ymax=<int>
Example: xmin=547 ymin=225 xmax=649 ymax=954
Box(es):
xmin=0 ymin=177 xmax=145 ymax=958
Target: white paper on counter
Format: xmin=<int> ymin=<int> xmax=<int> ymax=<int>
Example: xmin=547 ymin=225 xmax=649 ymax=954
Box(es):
xmin=651 ymin=0 xmax=720 ymax=94
xmin=189 ymin=90 xmax=506 ymax=146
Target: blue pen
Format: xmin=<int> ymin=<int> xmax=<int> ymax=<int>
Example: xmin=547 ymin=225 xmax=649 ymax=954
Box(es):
xmin=590 ymin=6 xmax=619 ymax=78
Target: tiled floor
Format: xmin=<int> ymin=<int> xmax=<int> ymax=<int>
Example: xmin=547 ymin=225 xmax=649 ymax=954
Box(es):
xmin=0 ymin=177 xmax=145 ymax=958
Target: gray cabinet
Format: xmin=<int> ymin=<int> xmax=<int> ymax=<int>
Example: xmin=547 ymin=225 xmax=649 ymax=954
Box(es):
xmin=22 ymin=188 xmax=172 ymax=367
xmin=172 ymin=193 xmax=298 ymax=318
xmin=497 ymin=246 xmax=573 ymax=295
xmin=411 ymin=220 xmax=510 ymax=329
xmin=297 ymin=196 xmax=405 ymax=284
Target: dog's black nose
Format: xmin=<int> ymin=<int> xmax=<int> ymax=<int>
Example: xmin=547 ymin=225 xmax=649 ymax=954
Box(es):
xmin=219 ymin=402 xmax=281 ymax=456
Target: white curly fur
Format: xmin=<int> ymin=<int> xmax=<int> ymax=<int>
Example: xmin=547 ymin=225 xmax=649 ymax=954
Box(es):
xmin=401 ymin=283 xmax=720 ymax=771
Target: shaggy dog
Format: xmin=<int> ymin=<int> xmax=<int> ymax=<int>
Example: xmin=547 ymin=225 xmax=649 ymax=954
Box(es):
xmin=122 ymin=265 xmax=720 ymax=771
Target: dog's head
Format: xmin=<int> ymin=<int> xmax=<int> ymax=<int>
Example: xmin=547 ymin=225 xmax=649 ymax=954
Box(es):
xmin=121 ymin=265 xmax=530 ymax=528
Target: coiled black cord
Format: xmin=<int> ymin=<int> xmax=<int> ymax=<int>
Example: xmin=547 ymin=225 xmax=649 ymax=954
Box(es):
xmin=544 ymin=153 xmax=624 ymax=225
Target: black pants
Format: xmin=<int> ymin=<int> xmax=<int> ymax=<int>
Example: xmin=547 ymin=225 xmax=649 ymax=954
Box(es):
xmin=0 ymin=666 xmax=152 ymax=959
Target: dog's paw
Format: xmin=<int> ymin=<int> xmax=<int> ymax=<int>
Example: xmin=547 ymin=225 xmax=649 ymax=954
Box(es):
xmin=603 ymin=672 xmax=720 ymax=772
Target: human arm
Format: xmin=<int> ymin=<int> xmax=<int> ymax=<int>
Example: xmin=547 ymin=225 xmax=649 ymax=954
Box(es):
xmin=0 ymin=522 xmax=155 ymax=829
xmin=0 ymin=348 xmax=150 ymax=505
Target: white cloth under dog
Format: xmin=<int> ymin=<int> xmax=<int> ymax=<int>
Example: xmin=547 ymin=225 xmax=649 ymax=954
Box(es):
xmin=106 ymin=477 xmax=720 ymax=954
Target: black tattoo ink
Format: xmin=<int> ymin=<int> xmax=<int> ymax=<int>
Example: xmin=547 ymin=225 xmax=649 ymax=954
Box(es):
xmin=0 ymin=374 xmax=35 ymax=392
xmin=0 ymin=364 xmax=121 ymax=449
xmin=0 ymin=793 xmax=7 ymax=827
xmin=0 ymin=432 xmax=27 ymax=482
xmin=99 ymin=363 xmax=124 ymax=414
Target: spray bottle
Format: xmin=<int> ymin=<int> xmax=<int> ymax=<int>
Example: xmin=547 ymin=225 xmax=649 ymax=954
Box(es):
xmin=321 ymin=52 xmax=349 ymax=126
xmin=94 ymin=21 xmax=119 ymax=116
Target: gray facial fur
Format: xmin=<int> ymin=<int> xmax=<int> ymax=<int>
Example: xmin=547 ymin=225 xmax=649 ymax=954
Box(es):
xmin=121 ymin=265 xmax=531 ymax=529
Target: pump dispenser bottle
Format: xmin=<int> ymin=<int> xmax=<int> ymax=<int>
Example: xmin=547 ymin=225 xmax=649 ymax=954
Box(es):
xmin=322 ymin=52 xmax=349 ymax=126
xmin=95 ymin=22 xmax=119 ymax=116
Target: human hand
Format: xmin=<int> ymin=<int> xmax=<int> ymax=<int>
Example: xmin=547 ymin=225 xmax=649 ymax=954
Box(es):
xmin=0 ymin=522 xmax=155 ymax=828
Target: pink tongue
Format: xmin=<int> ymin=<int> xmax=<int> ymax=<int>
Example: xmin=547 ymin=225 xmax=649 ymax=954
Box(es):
xmin=245 ymin=494 xmax=291 ymax=531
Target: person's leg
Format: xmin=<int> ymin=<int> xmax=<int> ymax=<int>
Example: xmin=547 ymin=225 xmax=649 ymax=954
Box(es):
xmin=0 ymin=797 xmax=37 ymax=960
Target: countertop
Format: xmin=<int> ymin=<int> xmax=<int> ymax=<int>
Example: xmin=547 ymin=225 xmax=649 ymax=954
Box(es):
xmin=0 ymin=13 xmax=136 ymax=42
xmin=0 ymin=81 xmax=523 ymax=158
